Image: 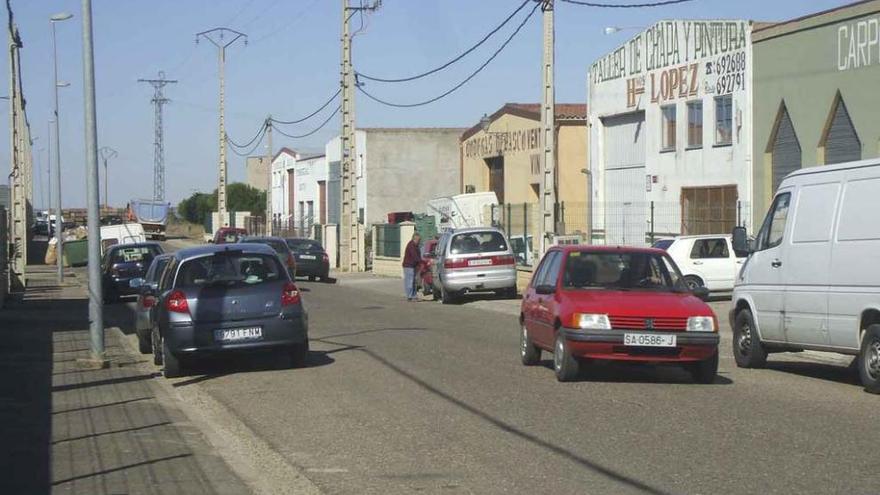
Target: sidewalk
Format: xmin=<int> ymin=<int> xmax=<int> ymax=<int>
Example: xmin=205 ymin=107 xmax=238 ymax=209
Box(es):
xmin=0 ymin=265 xmax=249 ymax=494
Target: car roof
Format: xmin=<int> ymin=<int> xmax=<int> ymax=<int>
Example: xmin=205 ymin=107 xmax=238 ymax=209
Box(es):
xmin=241 ymin=236 xmax=286 ymax=243
xmin=448 ymin=226 xmax=505 ymax=235
xmin=549 ymin=244 xmax=666 ymax=255
xmin=174 ymin=242 xmax=275 ymax=260
xmin=107 ymin=242 xmax=162 ymax=251
xmin=667 ymin=234 xmax=731 ymax=241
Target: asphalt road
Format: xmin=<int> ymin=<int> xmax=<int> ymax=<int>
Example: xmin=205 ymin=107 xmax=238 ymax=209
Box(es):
xmin=103 ymin=240 xmax=876 ymax=494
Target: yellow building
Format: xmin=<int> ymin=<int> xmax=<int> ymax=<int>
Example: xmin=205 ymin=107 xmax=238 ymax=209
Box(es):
xmin=460 ymin=103 xmax=589 ymax=243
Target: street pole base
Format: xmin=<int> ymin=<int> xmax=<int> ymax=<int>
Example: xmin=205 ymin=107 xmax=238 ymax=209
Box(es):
xmin=75 ymin=357 xmax=111 ymax=370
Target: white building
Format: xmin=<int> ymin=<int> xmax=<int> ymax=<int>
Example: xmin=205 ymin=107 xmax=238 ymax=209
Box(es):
xmin=270 ymin=147 xmax=300 ymax=226
xmin=588 ymin=20 xmax=754 ymax=245
xmin=290 ymin=153 xmax=328 ymax=233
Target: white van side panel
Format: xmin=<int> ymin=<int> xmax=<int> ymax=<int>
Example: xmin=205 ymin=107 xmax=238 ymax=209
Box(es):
xmin=783 ymin=181 xmax=840 ymax=346
xmin=828 ymin=171 xmax=880 ymax=349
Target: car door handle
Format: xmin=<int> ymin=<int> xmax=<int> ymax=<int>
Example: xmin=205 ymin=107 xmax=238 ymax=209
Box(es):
xmin=693 ymin=261 xmax=703 ymax=265
xmin=771 ymin=259 xmax=782 ymax=268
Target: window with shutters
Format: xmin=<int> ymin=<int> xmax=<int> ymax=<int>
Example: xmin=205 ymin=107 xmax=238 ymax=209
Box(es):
xmin=686 ymin=101 xmax=703 ymax=149
xmin=714 ymin=95 xmax=733 ymax=145
xmin=819 ymin=92 xmax=861 ymax=165
xmin=661 ymin=105 xmax=676 ymax=151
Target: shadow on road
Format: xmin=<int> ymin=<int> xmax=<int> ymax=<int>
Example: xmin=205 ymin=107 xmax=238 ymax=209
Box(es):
xmin=538 ymin=359 xmax=735 ymax=385
xmin=765 ymin=359 xmax=860 ymax=387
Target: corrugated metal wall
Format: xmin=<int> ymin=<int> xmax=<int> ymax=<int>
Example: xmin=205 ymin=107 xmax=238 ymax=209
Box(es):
xmin=772 ymin=105 xmax=801 ymax=191
xmin=825 ymin=97 xmax=861 ymax=165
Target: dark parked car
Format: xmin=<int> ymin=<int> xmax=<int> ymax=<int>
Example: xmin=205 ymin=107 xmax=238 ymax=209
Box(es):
xmin=286 ymin=238 xmax=329 ymax=281
xmin=130 ymin=253 xmax=173 ymax=355
xmin=102 ymin=242 xmax=164 ymax=304
xmin=241 ymin=236 xmax=297 ymax=278
xmin=212 ymin=227 xmax=247 ymax=244
xmin=150 ymin=243 xmax=309 ymax=378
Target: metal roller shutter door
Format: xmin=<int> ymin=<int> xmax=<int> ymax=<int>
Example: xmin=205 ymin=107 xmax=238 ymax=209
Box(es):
xmin=602 ymin=112 xmax=647 ymax=245
xmin=772 ymin=106 xmax=801 ymax=192
xmin=824 ymin=98 xmax=861 ymax=165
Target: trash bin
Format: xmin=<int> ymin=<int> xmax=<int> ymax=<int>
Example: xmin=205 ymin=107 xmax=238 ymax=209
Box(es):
xmin=62 ymin=238 xmax=89 ymax=267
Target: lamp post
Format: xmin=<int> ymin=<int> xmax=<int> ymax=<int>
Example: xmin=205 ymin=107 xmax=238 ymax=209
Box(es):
xmin=51 ymin=12 xmax=73 ymax=283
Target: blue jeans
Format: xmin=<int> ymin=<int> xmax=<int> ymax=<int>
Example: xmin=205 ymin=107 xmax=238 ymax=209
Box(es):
xmin=403 ymin=267 xmax=417 ymax=299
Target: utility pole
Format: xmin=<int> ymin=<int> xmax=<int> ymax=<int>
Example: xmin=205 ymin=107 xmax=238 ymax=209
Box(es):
xmin=138 ymin=71 xmax=176 ymax=203
xmin=98 ymin=146 xmax=117 ymax=208
xmin=539 ymin=0 xmax=557 ymax=255
xmin=80 ymin=0 xmax=107 ymax=367
xmin=7 ymin=18 xmax=27 ymax=293
xmin=265 ymin=116 xmax=273 ymax=235
xmin=340 ymin=0 xmax=380 ymax=272
xmin=196 ymin=28 xmax=246 ymax=228
xmin=51 ymin=12 xmax=73 ymax=283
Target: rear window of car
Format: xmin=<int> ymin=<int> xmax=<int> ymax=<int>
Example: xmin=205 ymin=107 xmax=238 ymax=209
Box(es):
xmin=449 ymin=231 xmax=508 ymax=255
xmin=175 ymin=253 xmax=284 ymax=289
xmin=109 ymin=246 xmax=161 ymax=265
xmin=242 ymin=238 xmax=288 ymax=254
xmin=287 ymin=239 xmax=322 ymax=253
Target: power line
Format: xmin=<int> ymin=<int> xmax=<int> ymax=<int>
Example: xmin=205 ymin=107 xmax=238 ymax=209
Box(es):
xmin=227 ymin=125 xmax=268 ymax=157
xmin=273 ymin=106 xmax=340 ymax=139
xmin=270 ymin=89 xmax=341 ymax=125
xmin=357 ymin=1 xmax=540 ymax=109
xmin=227 ymin=121 xmax=268 ymax=149
xmin=356 ymin=0 xmax=530 ymax=83
xmin=559 ymin=0 xmax=695 ymax=7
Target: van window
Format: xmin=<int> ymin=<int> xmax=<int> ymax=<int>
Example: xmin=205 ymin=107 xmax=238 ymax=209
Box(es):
xmin=449 ymin=231 xmax=508 ymax=255
xmin=757 ymin=193 xmax=791 ymax=250
xmin=837 ymin=177 xmax=880 ymax=241
xmin=792 ymin=183 xmax=840 ymax=243
xmin=689 ymin=238 xmax=729 ymax=259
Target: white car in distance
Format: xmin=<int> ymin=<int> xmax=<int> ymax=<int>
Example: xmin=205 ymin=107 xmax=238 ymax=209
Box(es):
xmin=653 ymin=235 xmax=747 ymax=293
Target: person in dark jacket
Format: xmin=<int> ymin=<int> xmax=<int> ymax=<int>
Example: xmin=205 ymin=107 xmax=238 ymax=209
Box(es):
xmin=402 ymin=232 xmax=422 ymax=301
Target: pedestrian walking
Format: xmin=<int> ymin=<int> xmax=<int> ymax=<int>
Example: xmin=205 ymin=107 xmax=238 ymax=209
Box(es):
xmin=402 ymin=232 xmax=421 ymax=301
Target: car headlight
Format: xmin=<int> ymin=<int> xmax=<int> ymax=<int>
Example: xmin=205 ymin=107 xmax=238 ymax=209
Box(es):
xmin=572 ymin=313 xmax=611 ymax=330
xmin=687 ymin=316 xmax=716 ymax=332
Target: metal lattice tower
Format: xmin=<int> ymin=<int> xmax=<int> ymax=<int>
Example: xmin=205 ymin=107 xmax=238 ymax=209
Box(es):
xmin=138 ymin=71 xmax=177 ymax=202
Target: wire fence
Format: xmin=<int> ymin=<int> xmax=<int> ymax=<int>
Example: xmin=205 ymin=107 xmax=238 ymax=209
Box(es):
xmin=374 ymin=223 xmax=401 ymax=258
xmin=269 ymin=215 xmax=318 ymax=239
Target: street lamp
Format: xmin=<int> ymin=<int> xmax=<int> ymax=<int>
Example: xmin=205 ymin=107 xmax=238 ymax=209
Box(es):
xmin=51 ymin=11 xmax=73 ymax=284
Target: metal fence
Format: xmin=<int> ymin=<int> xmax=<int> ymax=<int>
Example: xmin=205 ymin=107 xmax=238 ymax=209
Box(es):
xmin=374 ymin=223 xmax=401 ymax=258
xmin=271 ymin=215 xmax=317 ymax=239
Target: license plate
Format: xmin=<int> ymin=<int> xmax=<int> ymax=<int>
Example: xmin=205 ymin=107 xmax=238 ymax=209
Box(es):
xmin=468 ymin=259 xmax=492 ymax=266
xmin=300 ymin=255 xmax=316 ymax=260
xmin=214 ymin=327 xmax=263 ymax=343
xmin=623 ymin=333 xmax=676 ymax=347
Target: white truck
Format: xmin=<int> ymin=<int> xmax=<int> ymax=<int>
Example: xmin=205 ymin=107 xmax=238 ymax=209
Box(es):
xmin=427 ymin=192 xmax=499 ymax=232
xmin=128 ymin=199 xmax=169 ymax=241
xmin=100 ymin=223 xmax=146 ymax=253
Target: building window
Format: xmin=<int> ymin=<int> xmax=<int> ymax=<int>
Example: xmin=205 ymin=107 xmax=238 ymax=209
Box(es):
xmin=661 ymin=105 xmax=676 ymax=151
xmin=715 ymin=95 xmax=733 ymax=145
xmin=686 ymin=101 xmax=703 ymax=148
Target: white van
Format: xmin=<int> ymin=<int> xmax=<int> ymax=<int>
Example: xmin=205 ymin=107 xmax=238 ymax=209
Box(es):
xmin=100 ymin=223 xmax=146 ymax=252
xmin=730 ymin=158 xmax=880 ymax=393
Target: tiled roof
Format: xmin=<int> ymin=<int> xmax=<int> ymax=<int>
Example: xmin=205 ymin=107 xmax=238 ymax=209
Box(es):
xmin=461 ymin=102 xmax=587 ymax=141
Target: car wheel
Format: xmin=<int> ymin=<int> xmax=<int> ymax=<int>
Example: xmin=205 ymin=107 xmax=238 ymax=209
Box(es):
xmin=103 ymin=290 xmax=118 ymax=305
xmin=152 ymin=327 xmax=163 ymax=366
xmin=290 ymin=342 xmax=309 ymax=369
xmin=441 ymin=285 xmax=456 ymax=305
xmin=733 ymin=309 xmax=767 ymax=368
xmin=163 ymin=335 xmax=183 ymax=378
xmin=308 ymin=275 xmax=316 ymax=282
xmin=858 ymin=324 xmax=880 ymax=394
xmin=554 ymin=331 xmax=579 ymax=382
xmin=520 ymin=322 xmax=541 ymax=366
xmin=688 ymin=351 xmax=719 ymax=384
xmin=137 ymin=332 xmax=152 ymax=354
xmin=683 ymin=275 xmax=704 ymax=292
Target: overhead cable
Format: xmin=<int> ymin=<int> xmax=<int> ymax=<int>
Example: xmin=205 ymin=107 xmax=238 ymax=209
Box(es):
xmin=227 ymin=120 xmax=268 ymax=149
xmin=357 ymin=1 xmax=540 ymax=109
xmin=270 ymin=89 xmax=341 ymax=125
xmin=228 ymin=125 xmax=268 ymax=157
xmin=273 ymin=106 xmax=341 ymax=139
xmin=355 ymin=0 xmax=531 ymax=83
xmin=559 ymin=0 xmax=695 ymax=7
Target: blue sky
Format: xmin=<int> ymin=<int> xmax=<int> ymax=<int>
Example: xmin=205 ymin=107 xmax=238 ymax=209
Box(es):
xmin=4 ymin=0 xmax=849 ymax=208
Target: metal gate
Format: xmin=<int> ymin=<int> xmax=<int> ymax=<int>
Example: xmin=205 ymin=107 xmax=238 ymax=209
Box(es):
xmin=600 ymin=111 xmax=647 ymax=245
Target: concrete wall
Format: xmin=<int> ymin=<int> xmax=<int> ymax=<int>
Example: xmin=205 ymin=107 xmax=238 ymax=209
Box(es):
xmin=363 ymin=129 xmax=462 ymax=226
xmin=370 ymin=222 xmax=415 ymax=278
xmin=752 ymin=1 xmax=880 ymax=217
xmin=246 ymin=156 xmax=270 ymax=192
xmin=325 ymin=132 xmax=367 ymax=220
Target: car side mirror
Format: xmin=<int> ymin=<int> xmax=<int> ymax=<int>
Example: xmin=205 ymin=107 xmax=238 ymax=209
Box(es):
xmin=129 ymin=277 xmax=145 ymax=289
xmin=535 ymin=284 xmax=555 ymax=295
xmin=731 ymin=226 xmax=751 ymax=255
xmin=692 ymin=286 xmax=710 ymax=302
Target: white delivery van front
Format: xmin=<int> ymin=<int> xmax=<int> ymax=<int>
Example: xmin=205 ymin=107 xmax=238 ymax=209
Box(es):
xmin=730 ymin=158 xmax=880 ymax=393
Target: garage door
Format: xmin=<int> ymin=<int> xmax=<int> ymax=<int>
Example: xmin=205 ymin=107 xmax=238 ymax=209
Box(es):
xmin=824 ymin=96 xmax=861 ymax=165
xmin=772 ymin=104 xmax=801 ymax=191
xmin=601 ymin=112 xmax=647 ymax=246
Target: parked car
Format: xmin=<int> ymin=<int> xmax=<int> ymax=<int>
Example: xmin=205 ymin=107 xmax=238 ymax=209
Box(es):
xmin=520 ymin=245 xmax=718 ymax=383
xmin=285 ymin=238 xmax=330 ymax=281
xmin=212 ymin=227 xmax=247 ymax=244
xmin=418 ymin=238 xmax=439 ymax=298
xmin=131 ymin=253 xmax=173 ymax=355
xmin=150 ymin=243 xmax=309 ymax=378
xmin=653 ymin=235 xmax=747 ymax=292
xmin=431 ymin=227 xmax=517 ymax=304
xmin=241 ymin=236 xmax=297 ymax=278
xmin=102 ymin=242 xmax=164 ymax=303
xmin=730 ymin=158 xmax=880 ymax=393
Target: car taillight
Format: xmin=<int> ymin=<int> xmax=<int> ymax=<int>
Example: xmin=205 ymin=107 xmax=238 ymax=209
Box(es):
xmin=492 ymin=255 xmax=515 ymax=266
xmin=143 ymin=296 xmax=156 ymax=309
xmin=443 ymin=258 xmax=468 ymax=269
xmin=282 ymin=282 xmax=301 ymax=306
xmin=166 ymin=290 xmax=189 ymax=314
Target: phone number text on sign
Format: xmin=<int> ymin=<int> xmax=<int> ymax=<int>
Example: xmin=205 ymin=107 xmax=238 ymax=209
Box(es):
xmin=706 ymin=50 xmax=747 ymax=95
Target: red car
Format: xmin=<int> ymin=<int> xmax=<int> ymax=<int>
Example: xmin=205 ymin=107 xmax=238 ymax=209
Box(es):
xmin=520 ymin=245 xmax=718 ymax=383
xmin=212 ymin=227 xmax=247 ymax=245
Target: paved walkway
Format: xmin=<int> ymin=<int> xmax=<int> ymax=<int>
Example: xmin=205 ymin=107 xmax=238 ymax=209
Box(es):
xmin=0 ymin=265 xmax=249 ymax=494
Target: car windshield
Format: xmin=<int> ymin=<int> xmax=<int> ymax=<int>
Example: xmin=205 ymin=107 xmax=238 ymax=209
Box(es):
xmin=449 ymin=231 xmax=508 ymax=255
xmin=176 ymin=253 xmax=284 ymax=288
xmin=109 ymin=246 xmax=160 ymax=266
xmin=562 ymin=251 xmax=686 ymax=292
xmin=287 ymin=239 xmax=323 ymax=253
